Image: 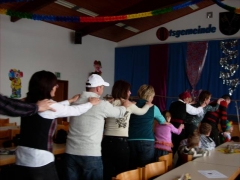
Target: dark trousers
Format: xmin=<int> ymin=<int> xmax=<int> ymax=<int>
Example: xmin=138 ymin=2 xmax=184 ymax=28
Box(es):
xmin=184 ymin=123 xmax=198 ymax=138
xmin=154 ymin=149 xmax=169 ymax=162
xmin=102 ymin=136 xmax=130 ymax=180
xmin=210 ymin=125 xmax=220 ymax=146
xmin=171 ymin=122 xmax=185 ymax=155
xmin=128 ymin=140 xmax=155 ymax=170
xmin=14 ymin=162 xmax=59 ymax=180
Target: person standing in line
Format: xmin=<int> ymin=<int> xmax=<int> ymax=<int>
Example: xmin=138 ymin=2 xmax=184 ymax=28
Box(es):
xmin=0 ymin=94 xmax=55 ymax=116
xmin=128 ymin=84 xmax=167 ymax=170
xmin=169 ymin=91 xmax=206 ymax=155
xmin=154 ymin=110 xmax=184 ymax=161
xmin=202 ymin=94 xmax=231 ymax=146
xmin=185 ymin=91 xmax=224 ymax=138
xmin=65 ymin=74 xmax=131 ymax=180
xmin=102 ymin=80 xmax=153 ymax=180
xmin=14 ymin=70 xmax=100 ymax=180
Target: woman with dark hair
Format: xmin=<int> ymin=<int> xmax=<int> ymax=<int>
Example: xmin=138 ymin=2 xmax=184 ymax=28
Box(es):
xmin=102 ymin=80 xmax=152 ymax=180
xmin=15 ymin=70 xmax=100 ymax=180
xmin=185 ymin=90 xmax=223 ymax=138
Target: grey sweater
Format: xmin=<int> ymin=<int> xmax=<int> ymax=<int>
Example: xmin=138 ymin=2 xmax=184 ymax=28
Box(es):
xmin=66 ymin=91 xmax=126 ymax=156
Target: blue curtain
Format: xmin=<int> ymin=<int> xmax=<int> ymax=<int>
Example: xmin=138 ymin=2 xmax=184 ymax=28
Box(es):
xmin=166 ymin=39 xmax=240 ymax=120
xmin=115 ymin=46 xmax=149 ymax=96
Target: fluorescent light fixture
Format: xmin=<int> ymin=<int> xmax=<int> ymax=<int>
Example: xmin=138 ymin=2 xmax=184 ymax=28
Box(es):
xmin=189 ymin=4 xmax=199 ymax=10
xmin=55 ymin=0 xmax=75 ymax=8
xmin=125 ymin=26 xmax=140 ymax=33
xmin=115 ymin=23 xmax=126 ymax=27
xmin=76 ymin=8 xmax=99 ymax=17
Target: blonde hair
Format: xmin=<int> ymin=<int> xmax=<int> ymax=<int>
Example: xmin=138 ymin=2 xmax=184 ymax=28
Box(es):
xmin=137 ymin=85 xmax=155 ymax=101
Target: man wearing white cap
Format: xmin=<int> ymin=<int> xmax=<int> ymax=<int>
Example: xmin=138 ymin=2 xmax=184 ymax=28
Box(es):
xmin=65 ymin=74 xmax=130 ymax=180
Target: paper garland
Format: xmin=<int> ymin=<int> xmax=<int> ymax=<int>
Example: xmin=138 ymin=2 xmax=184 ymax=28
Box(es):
xmin=0 ymin=0 xmax=204 ymax=23
xmin=212 ymin=0 xmax=240 ymax=14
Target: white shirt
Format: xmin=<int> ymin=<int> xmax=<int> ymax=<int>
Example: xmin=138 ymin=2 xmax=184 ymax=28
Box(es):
xmin=16 ymin=100 xmax=92 ymax=167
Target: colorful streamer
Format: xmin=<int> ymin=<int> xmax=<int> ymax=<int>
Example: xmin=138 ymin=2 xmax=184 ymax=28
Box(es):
xmin=212 ymin=0 xmax=240 ymax=14
xmin=0 ymin=0 xmax=205 ymax=23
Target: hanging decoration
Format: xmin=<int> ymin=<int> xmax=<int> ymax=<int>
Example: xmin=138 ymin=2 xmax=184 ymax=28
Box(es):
xmin=0 ymin=0 xmax=204 ymax=23
xmin=212 ymin=0 xmax=240 ymax=14
xmin=9 ymin=69 xmax=23 ymax=98
xmin=219 ymin=40 xmax=239 ymax=96
xmin=186 ymin=42 xmax=208 ymax=101
xmin=90 ymin=60 xmax=102 ymax=76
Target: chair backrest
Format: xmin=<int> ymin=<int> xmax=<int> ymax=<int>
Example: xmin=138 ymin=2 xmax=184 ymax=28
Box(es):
xmin=143 ymin=161 xmax=166 ymax=180
xmin=180 ymin=153 xmax=193 ymax=164
xmin=113 ymin=168 xmax=143 ymax=180
xmin=0 ymin=118 xmax=10 ymax=126
xmin=1 ymin=122 xmax=17 ymax=127
xmin=158 ymin=153 xmax=173 ymax=171
xmin=0 ymin=129 xmax=12 ymax=147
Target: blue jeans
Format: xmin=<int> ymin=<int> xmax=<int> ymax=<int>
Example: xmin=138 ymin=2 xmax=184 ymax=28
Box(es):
xmin=65 ymin=153 xmax=103 ymax=180
xmin=128 ymin=140 xmax=155 ymax=169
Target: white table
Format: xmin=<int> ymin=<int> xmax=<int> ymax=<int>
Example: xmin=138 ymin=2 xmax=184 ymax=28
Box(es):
xmin=194 ymin=142 xmax=240 ymax=167
xmin=154 ymin=161 xmax=240 ymax=180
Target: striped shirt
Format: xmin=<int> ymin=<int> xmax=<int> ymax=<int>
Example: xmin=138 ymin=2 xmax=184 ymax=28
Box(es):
xmin=0 ymin=94 xmax=37 ymax=117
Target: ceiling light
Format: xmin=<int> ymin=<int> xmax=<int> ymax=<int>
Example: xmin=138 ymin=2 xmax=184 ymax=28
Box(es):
xmin=189 ymin=4 xmax=199 ymax=10
xmin=76 ymin=8 xmax=99 ymax=17
xmin=125 ymin=26 xmax=140 ymax=33
xmin=115 ymin=23 xmax=126 ymax=27
xmin=55 ymin=0 xmax=75 ymax=8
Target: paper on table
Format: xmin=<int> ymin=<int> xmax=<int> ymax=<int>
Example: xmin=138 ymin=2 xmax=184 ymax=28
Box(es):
xmin=198 ymin=170 xmax=227 ymax=178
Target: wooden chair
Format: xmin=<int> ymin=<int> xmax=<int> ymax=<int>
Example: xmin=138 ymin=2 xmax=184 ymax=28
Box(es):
xmin=143 ymin=161 xmax=167 ymax=180
xmin=0 ymin=118 xmax=10 ymax=126
xmin=0 ymin=129 xmax=12 ymax=147
xmin=62 ymin=121 xmax=69 ymax=126
xmin=158 ymin=153 xmax=173 ymax=171
xmin=179 ymin=153 xmax=193 ymax=164
xmin=112 ymin=168 xmax=143 ymax=180
xmin=1 ymin=122 xmax=17 ymax=127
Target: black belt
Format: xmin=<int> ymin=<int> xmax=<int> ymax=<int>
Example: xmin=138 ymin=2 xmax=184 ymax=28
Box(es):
xmin=103 ymin=136 xmax=128 ymax=142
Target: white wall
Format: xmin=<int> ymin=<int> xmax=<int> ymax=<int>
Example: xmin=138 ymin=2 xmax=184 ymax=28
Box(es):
xmin=118 ymin=0 xmax=240 ymax=47
xmin=0 ymin=15 xmax=117 ymax=124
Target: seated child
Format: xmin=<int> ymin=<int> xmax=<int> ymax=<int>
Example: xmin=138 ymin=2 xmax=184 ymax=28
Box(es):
xmin=199 ymin=123 xmax=216 ymax=150
xmin=220 ymin=120 xmax=233 ymax=143
xmin=177 ymin=131 xmax=208 ymax=166
xmin=154 ymin=110 xmax=184 ymax=161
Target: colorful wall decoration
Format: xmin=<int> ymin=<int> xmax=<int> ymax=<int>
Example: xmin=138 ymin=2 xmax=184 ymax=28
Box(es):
xmin=9 ymin=69 xmax=23 ymax=98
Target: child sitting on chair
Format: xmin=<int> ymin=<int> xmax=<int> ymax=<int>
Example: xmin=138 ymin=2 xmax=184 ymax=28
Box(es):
xmin=220 ymin=120 xmax=233 ymax=143
xmin=177 ymin=131 xmax=208 ymax=166
xmin=199 ymin=123 xmax=216 ymax=151
xmin=154 ymin=110 xmax=184 ymax=161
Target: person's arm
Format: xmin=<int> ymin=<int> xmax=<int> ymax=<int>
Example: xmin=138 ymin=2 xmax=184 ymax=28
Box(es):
xmin=219 ymin=101 xmax=228 ymax=132
xmin=154 ymin=105 xmax=166 ymax=124
xmin=104 ymin=101 xmax=126 ymax=118
xmin=0 ymin=94 xmax=38 ymax=117
xmin=40 ymin=97 xmax=99 ymax=118
xmin=171 ymin=124 xmax=184 ymax=135
xmin=130 ymin=102 xmax=152 ymax=115
xmin=186 ymin=104 xmax=203 ymax=115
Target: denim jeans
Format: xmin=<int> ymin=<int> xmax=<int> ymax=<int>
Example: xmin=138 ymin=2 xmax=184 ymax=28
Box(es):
xmin=14 ymin=162 xmax=59 ymax=180
xmin=65 ymin=153 xmax=103 ymax=180
xmin=128 ymin=140 xmax=155 ymax=169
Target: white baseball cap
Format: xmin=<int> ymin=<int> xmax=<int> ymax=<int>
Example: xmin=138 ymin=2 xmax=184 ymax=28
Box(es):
xmin=86 ymin=74 xmax=109 ymax=87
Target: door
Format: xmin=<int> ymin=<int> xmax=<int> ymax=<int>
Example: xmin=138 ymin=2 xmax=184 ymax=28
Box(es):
xmin=53 ymin=80 xmax=68 ymax=124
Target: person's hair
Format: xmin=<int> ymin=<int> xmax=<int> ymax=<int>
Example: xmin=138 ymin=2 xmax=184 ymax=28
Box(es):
xmin=161 ymin=110 xmax=171 ymax=118
xmin=187 ymin=130 xmax=200 ymax=148
xmin=137 ymin=85 xmax=155 ymax=101
xmin=199 ymin=123 xmax=212 ymax=135
xmin=198 ymin=91 xmax=211 ymax=104
xmin=111 ymin=80 xmax=131 ymax=99
xmin=25 ymin=70 xmax=57 ymax=103
xmin=221 ymin=94 xmax=231 ymax=100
